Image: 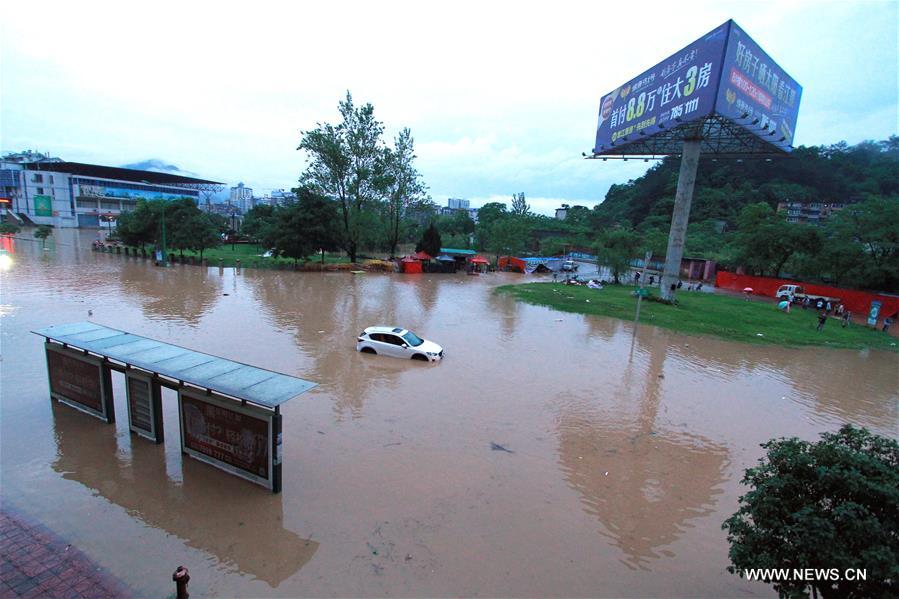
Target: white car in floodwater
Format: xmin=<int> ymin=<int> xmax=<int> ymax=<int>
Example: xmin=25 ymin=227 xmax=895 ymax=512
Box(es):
xmin=356 ymin=326 xmax=444 ymax=362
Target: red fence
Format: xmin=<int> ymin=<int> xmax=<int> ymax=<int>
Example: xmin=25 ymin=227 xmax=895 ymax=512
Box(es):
xmin=715 ymin=272 xmax=899 ymax=317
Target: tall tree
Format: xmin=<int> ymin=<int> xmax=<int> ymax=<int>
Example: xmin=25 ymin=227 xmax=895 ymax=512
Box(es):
xmin=381 ymin=128 xmax=429 ymax=258
xmin=511 ymin=192 xmax=530 ymax=217
xmin=298 ymin=91 xmax=386 ymax=262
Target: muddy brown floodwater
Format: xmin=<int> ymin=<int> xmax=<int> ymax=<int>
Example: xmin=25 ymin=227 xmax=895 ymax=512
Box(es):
xmin=1 ymin=230 xmax=897 ymax=597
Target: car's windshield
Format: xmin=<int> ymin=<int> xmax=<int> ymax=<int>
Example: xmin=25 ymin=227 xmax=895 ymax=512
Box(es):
xmin=402 ymin=331 xmax=424 ymax=346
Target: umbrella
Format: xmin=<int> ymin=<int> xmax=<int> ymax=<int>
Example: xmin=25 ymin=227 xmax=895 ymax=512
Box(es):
xmin=436 ymin=254 xmax=455 ymax=262
xmin=743 ymin=287 xmax=753 ymax=292
xmin=778 ymin=300 xmax=790 ymax=311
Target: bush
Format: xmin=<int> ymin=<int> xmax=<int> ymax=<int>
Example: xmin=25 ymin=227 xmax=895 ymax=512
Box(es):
xmin=722 ymin=424 xmax=898 ymax=598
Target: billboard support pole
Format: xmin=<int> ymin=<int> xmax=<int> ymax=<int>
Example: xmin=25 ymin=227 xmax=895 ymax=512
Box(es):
xmin=661 ymin=139 xmax=701 ymax=301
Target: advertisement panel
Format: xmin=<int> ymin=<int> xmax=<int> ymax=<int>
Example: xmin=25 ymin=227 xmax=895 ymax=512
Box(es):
xmin=33 ymin=195 xmax=53 ymax=217
xmin=178 ymin=388 xmax=274 ymax=489
xmin=45 ymin=342 xmax=113 ymax=422
xmin=594 ymin=22 xmax=730 ymax=153
xmin=79 ymin=184 xmax=195 ymax=202
xmin=714 ymin=21 xmax=802 ymax=150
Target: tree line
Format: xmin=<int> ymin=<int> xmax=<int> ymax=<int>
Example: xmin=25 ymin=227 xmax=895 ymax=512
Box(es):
xmin=112 ymin=93 xmax=896 ymax=291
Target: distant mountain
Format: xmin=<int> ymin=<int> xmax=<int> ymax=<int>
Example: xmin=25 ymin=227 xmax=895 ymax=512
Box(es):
xmin=121 ymin=159 xmax=198 ymax=178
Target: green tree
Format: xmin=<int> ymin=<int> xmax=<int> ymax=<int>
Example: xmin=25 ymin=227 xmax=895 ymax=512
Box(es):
xmin=177 ymin=211 xmax=221 ymax=260
xmin=488 ymin=216 xmax=529 ymax=255
xmin=381 ymin=128 xmax=429 ymax=258
xmin=241 ymin=204 xmax=279 ymax=248
xmin=298 ymin=91 xmax=387 ymax=262
xmin=723 ymin=425 xmax=898 ymax=599
xmin=730 ymin=203 xmax=820 ymax=277
xmin=0 ymin=223 xmax=20 ymax=235
xmin=475 ymin=202 xmax=508 ymax=249
xmin=165 ymin=199 xmax=205 ymax=259
xmin=595 ymin=228 xmax=641 ymax=284
xmin=34 ymin=225 xmax=53 ymax=248
xmin=416 ymin=222 xmax=442 ymax=258
xmin=115 ymin=201 xmax=157 ymax=250
xmin=823 ymin=196 xmax=899 ymax=291
xmin=271 ymin=188 xmax=341 ymax=264
xmin=511 ymin=192 xmax=530 ymax=217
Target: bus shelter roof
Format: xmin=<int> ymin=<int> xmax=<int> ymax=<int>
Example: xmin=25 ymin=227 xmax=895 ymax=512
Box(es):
xmin=33 ymin=322 xmax=316 ymax=409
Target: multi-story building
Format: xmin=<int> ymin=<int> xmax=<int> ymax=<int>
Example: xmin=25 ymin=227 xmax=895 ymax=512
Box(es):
xmin=0 ymin=154 xmax=222 ymax=228
xmin=439 ymin=198 xmax=478 ymax=222
xmin=777 ymin=201 xmax=847 ymax=225
xmin=230 ymin=182 xmax=254 ymax=213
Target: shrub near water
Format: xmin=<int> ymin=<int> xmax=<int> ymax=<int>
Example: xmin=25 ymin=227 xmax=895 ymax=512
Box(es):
xmin=496 ymin=283 xmax=898 ymax=352
xmin=722 ymin=425 xmax=898 ymax=599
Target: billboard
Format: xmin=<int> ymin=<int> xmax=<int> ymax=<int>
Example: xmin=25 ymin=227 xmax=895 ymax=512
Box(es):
xmin=715 ymin=22 xmax=802 ymax=148
xmin=33 ymin=195 xmax=53 ymax=217
xmin=594 ymin=20 xmax=801 ymax=155
xmin=45 ymin=342 xmax=114 ymax=422
xmin=79 ymin=184 xmax=196 ymax=202
xmin=179 ymin=387 xmax=277 ymax=489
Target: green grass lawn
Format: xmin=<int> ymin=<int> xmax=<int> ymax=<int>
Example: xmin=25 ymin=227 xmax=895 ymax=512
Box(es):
xmin=171 ymin=244 xmax=351 ymax=268
xmin=496 ymin=282 xmax=898 ymax=352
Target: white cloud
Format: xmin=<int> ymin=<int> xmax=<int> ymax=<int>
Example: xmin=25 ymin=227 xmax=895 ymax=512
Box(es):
xmin=2 ymin=0 xmax=896 ymax=204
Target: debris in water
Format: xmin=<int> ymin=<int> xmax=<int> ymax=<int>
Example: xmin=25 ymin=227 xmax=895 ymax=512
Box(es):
xmin=604 ymin=471 xmax=609 ymax=476
xmin=223 ymin=293 xmax=230 ymax=296
xmin=490 ymin=442 xmax=514 ymax=453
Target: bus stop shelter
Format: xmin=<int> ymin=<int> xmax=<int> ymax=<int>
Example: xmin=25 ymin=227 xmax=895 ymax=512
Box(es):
xmin=33 ymin=321 xmax=317 ymax=493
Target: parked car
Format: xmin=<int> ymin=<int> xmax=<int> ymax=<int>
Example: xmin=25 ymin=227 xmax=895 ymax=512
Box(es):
xmin=775 ymin=284 xmax=840 ymax=305
xmin=562 ymin=260 xmax=578 ymax=272
xmin=356 ymin=326 xmax=444 ymax=362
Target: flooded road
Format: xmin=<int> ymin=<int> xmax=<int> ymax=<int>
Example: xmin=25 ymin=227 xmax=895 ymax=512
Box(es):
xmin=2 ymin=230 xmax=897 ymax=597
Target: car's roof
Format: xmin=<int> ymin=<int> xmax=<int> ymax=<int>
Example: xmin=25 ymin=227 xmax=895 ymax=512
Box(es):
xmin=364 ymin=326 xmax=408 ymax=335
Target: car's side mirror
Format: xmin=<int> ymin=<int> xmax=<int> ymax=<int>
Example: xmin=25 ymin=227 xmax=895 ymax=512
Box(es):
xmin=402 ymin=343 xmax=408 ymax=348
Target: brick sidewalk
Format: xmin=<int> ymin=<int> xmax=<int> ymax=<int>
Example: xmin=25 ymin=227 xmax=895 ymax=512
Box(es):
xmin=0 ymin=508 xmax=130 ymax=598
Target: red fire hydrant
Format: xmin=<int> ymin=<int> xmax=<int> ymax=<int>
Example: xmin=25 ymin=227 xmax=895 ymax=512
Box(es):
xmin=173 ymin=566 xmax=190 ymax=599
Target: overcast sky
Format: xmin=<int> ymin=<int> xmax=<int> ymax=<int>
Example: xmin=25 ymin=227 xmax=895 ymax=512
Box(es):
xmin=2 ymin=1 xmax=896 ymax=215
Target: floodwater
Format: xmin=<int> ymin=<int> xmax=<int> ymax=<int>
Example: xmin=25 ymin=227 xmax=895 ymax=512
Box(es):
xmin=1 ymin=230 xmax=896 ymax=598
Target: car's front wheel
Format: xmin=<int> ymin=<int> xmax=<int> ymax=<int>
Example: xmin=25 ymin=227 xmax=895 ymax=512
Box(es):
xmin=411 ymin=354 xmax=428 ymax=361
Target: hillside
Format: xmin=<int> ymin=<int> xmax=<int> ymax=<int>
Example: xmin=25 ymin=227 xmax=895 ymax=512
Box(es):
xmin=592 ymin=137 xmax=899 ymax=229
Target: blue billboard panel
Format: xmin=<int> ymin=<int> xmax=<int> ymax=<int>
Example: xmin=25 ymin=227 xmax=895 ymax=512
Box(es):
xmin=594 ymin=22 xmax=729 ymax=153
xmin=594 ymin=20 xmax=802 ymax=155
xmin=715 ymin=22 xmax=802 ymax=150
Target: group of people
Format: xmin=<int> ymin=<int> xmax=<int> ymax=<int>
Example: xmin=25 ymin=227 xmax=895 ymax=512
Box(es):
xmin=632 ymin=272 xmax=703 ymax=291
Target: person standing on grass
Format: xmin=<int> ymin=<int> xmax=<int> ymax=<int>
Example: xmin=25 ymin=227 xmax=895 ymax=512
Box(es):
xmin=884 ymin=315 xmax=894 ymax=333
xmin=842 ymin=310 xmax=851 ymax=328
xmin=816 ymin=310 xmax=828 ymax=332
